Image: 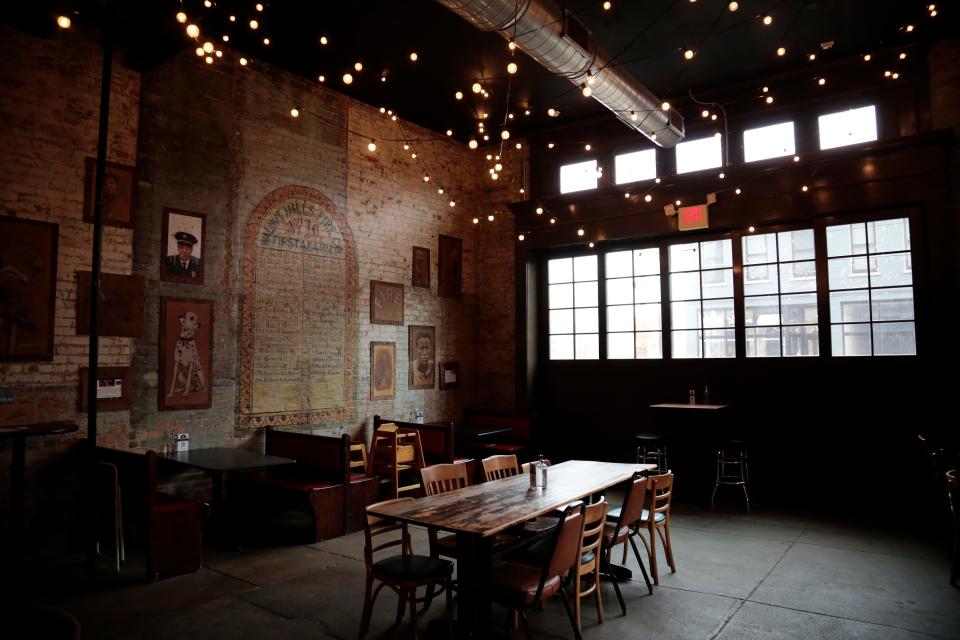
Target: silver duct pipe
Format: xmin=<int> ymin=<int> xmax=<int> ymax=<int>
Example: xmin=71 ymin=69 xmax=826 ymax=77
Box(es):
xmin=434 ymin=0 xmax=685 ymax=147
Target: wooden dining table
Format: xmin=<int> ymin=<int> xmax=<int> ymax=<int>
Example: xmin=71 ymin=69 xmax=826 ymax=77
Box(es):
xmin=367 ymin=459 xmax=656 ymax=638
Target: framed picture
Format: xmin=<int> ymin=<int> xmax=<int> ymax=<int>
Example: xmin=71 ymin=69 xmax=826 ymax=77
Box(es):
xmin=412 ymin=246 xmax=430 ymax=288
xmin=370 ymin=280 xmax=404 ymax=325
xmin=408 ymin=325 xmax=435 ymax=390
xmin=0 ymin=216 xmax=58 ymax=361
xmin=159 ymin=297 xmax=213 ymax=411
xmin=161 ymin=208 xmax=206 ymax=284
xmin=439 ymin=361 xmax=459 ymax=390
xmin=79 ymin=366 xmax=132 ymax=411
xmin=438 ymin=234 xmax=462 ymax=298
xmin=76 ymin=272 xmax=145 ymax=337
xmin=370 ymin=342 xmax=396 ymax=400
xmin=83 ymin=158 xmax=135 ymax=228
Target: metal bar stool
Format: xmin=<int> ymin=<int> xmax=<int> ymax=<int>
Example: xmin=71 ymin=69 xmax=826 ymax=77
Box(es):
xmin=634 ymin=433 xmax=668 ymax=472
xmin=711 ymin=440 xmax=750 ymax=512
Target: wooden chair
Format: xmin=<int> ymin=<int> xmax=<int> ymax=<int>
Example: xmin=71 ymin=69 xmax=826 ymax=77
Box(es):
xmin=573 ymin=497 xmax=608 ymax=632
xmin=359 ymin=498 xmax=454 ymax=640
xmin=485 ymin=502 xmax=586 ymax=640
xmin=602 ymin=472 xmax=653 ymax=613
xmin=482 ymin=454 xmax=520 ymax=481
xmin=349 ymin=442 xmax=368 ymax=473
xmin=420 ymin=463 xmax=470 ymax=560
xmin=369 ymin=424 xmax=427 ymax=499
xmin=635 ymin=472 xmax=677 ymax=585
xmin=947 ymin=469 xmax=958 ymax=587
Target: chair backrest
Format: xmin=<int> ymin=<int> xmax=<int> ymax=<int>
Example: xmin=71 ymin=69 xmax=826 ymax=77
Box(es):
xmin=578 ymin=497 xmax=607 ymax=566
xmin=541 ymin=502 xmax=586 ymax=593
xmin=482 ymin=454 xmax=520 ymax=481
xmin=363 ymin=498 xmax=414 ymax=567
xmin=421 ymin=462 xmax=470 ymax=496
xmin=614 ymin=472 xmax=649 ymax=531
xmin=648 ymin=471 xmax=674 ymax=520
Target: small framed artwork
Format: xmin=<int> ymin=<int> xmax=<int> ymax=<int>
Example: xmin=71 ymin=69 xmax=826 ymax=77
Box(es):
xmin=83 ymin=158 xmax=135 ymax=228
xmin=76 ymin=272 xmax=145 ymax=337
xmin=159 ymin=297 xmax=214 ymax=411
xmin=412 ymin=246 xmax=430 ymax=288
xmin=439 ymin=361 xmax=459 ymax=390
xmin=0 ymin=216 xmax=58 ymax=361
xmin=370 ymin=280 xmax=404 ymax=325
xmin=79 ymin=366 xmax=132 ymax=411
xmin=161 ymin=208 xmax=206 ymax=284
xmin=408 ymin=325 xmax=435 ymax=390
xmin=370 ymin=342 xmax=396 ymax=400
xmin=438 ymin=234 xmax=462 ymax=298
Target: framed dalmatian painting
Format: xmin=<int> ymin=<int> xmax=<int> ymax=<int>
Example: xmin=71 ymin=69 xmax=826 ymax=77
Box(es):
xmin=159 ymin=297 xmax=213 ymax=411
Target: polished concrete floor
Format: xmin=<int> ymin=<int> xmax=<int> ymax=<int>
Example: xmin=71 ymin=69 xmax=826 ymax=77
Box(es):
xmin=39 ymin=505 xmax=960 ymax=639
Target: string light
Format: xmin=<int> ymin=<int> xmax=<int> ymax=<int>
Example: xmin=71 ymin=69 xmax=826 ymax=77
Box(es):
xmin=644 ymin=194 xmax=653 ymax=202
xmin=630 ymin=111 xmax=639 ymax=121
xmin=186 ymin=24 xmax=200 ymax=38
xmin=318 ymin=75 xmax=325 ymax=82
xmin=518 ymin=234 xmax=525 ymax=241
xmin=582 ymin=84 xmax=592 ymax=97
xmin=735 ymin=187 xmax=742 ymax=194
xmin=222 ymin=35 xmax=229 ymax=42
xmin=215 ymin=50 xmax=223 ymax=58
xmin=762 ymin=86 xmax=769 ymax=93
xmin=547 ymin=143 xmax=555 ymax=149
xmin=777 ymin=47 xmax=786 ymax=57
xmin=728 ymin=1 xmax=739 ymax=11
xmin=229 ymin=15 xmax=236 ymax=22
xmin=684 ymin=49 xmax=695 ymax=60
xmin=455 ymin=91 xmax=463 ymax=100
xmin=249 ymin=19 xmax=259 ymax=30
xmin=818 ymin=77 xmax=826 ymax=86
xmin=203 ymin=42 xmax=214 ymax=53
xmin=701 ymin=109 xmax=710 ymax=118
xmin=354 ymin=62 xmax=363 ymax=72
xmin=515 ymin=143 xmax=522 ymax=149
xmin=423 ymin=175 xmax=430 ymax=182
xmin=905 ymin=24 xmax=914 ymax=32
xmin=508 ymin=40 xmax=516 ymax=51
xmin=195 ymin=47 xmax=204 ymax=57
xmin=501 ymin=130 xmax=511 ymax=140
xmin=491 ymin=173 xmax=499 ymax=180
xmin=507 ymin=62 xmax=518 ymax=74
xmin=524 ymin=109 xmax=531 ymax=116
xmin=863 ymin=54 xmax=872 ymax=62
xmin=584 ymin=144 xmax=592 ymax=151
xmin=891 ymin=72 xmax=900 ymax=80
xmin=343 ymin=73 xmax=353 ymax=84
xmin=661 ymin=101 xmax=670 ymax=111
xmin=603 ymin=1 xmax=612 ymax=9
xmin=256 ymin=3 xmax=264 ymax=10
xmin=290 ymin=108 xmax=299 ymax=118
xmin=468 ymin=139 xmax=478 ymax=149
xmin=762 ymin=15 xmax=773 ymax=25
xmin=450 ymin=200 xmax=456 ymax=207
xmin=473 ymin=217 xmax=480 ymax=224
xmin=899 ymin=52 xmax=907 ymax=60
xmin=410 ymin=52 xmax=419 ymax=62
xmin=446 ymin=129 xmax=453 ymax=136
xmin=320 ymin=36 xmax=328 ymax=45
xmin=577 ymin=228 xmax=585 ymax=237
xmin=748 ymin=225 xmax=756 ymax=233
xmin=801 ymin=185 xmax=809 ymax=192
xmin=239 ymin=57 xmax=248 ymax=66
xmin=536 ymin=207 xmax=544 ymax=214
xmin=204 ymin=0 xmax=212 ymax=7
xmin=589 ymin=242 xmax=595 ymax=248
xmin=549 ymin=217 xmax=557 ymax=224
xmin=718 ymin=172 xmax=725 ymax=179
xmin=205 ymin=56 xmax=213 ymax=64
xmin=765 ymin=96 xmax=774 ymax=104
xmin=175 ymin=12 xmax=187 ymax=24
xmin=547 ymin=108 xmax=558 ymax=117
xmin=808 ymin=53 xmax=816 ymax=61
xmin=793 ymin=155 xmax=800 ymax=162
xmin=367 ymin=140 xmax=377 ymax=152
xmin=624 ymin=192 xmax=630 ymax=198
xmin=263 ymin=38 xmax=270 ymax=45
xmin=472 ymin=82 xmax=482 ymax=93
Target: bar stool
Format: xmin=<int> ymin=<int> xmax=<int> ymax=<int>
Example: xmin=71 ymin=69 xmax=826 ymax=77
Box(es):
xmin=635 ymin=433 xmax=668 ymax=472
xmin=711 ymin=440 xmax=750 ymax=512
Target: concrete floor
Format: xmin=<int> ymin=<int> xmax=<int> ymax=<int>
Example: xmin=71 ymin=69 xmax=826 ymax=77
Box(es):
xmin=38 ymin=505 xmax=960 ymax=639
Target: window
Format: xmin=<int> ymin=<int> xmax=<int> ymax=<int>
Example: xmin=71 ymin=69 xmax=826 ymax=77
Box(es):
xmin=818 ymin=105 xmax=878 ymax=150
xmin=605 ymin=248 xmax=663 ymax=359
xmin=614 ymin=149 xmax=657 ymax=184
xmin=668 ymin=239 xmax=735 ymax=358
xmin=743 ymin=121 xmax=796 ymax=162
xmin=826 ymin=218 xmax=915 ymax=356
xmin=559 ymin=159 xmax=598 ymax=194
xmin=742 ymin=229 xmax=819 ymax=357
xmin=548 ymin=256 xmax=599 ymax=359
xmin=675 ymin=134 xmax=723 ymax=174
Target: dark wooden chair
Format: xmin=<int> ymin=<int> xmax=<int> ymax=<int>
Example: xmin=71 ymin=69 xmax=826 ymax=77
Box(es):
xmin=947 ymin=469 xmax=958 ymax=587
xmin=485 ymin=502 xmax=586 ymax=640
xmin=359 ymin=498 xmax=454 ymax=640
xmin=420 ymin=462 xmax=470 ymax=560
xmin=635 ymin=472 xmax=677 ymax=584
xmin=481 ymin=454 xmax=520 ymax=481
xmin=602 ymin=472 xmax=653 ymax=612
xmin=573 ymin=497 xmax=608 ymax=632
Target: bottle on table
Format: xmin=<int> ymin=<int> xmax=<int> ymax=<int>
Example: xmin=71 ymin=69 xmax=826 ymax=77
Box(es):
xmin=689 ymin=388 xmax=696 ymax=405
xmin=703 ymin=385 xmax=711 ymax=404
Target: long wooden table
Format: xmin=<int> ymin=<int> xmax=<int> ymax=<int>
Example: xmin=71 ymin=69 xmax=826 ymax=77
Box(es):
xmin=368 ymin=459 xmax=656 ymax=637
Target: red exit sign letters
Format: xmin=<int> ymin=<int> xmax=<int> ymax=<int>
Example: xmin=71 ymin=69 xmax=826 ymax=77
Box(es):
xmin=678 ymin=204 xmax=709 ymax=231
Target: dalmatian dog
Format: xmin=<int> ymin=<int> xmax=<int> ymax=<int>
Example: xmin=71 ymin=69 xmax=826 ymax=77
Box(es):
xmin=167 ymin=310 xmax=207 ymax=397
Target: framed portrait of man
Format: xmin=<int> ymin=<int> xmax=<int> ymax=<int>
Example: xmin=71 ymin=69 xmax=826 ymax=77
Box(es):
xmin=0 ymin=216 xmax=58 ymax=361
xmin=159 ymin=297 xmax=213 ymax=411
xmin=161 ymin=208 xmax=206 ymax=284
xmin=438 ymin=234 xmax=462 ymax=298
xmin=408 ymin=325 xmax=435 ymax=390
xmin=83 ymin=158 xmax=135 ymax=228
xmin=370 ymin=342 xmax=396 ymax=400
xmin=412 ymin=246 xmax=430 ymax=288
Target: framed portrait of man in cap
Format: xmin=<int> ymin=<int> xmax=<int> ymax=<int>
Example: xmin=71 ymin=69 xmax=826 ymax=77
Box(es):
xmin=161 ymin=208 xmax=206 ymax=284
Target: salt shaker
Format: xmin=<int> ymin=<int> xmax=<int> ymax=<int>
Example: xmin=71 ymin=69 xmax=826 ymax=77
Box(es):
xmin=688 ymin=388 xmax=696 ymax=405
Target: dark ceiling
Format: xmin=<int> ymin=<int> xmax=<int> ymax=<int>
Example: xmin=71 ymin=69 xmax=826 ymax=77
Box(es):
xmin=7 ymin=0 xmax=951 ymax=142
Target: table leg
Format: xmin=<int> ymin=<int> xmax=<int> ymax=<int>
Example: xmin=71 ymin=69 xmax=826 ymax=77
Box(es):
xmin=450 ymin=533 xmax=495 ymax=638
xmin=9 ymin=435 xmax=26 ymax=567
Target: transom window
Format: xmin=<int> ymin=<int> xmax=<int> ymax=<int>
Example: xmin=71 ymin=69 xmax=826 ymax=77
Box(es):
xmin=559 ymin=159 xmax=598 ymax=194
xmin=548 ymin=256 xmax=599 ymax=360
xmin=614 ymin=149 xmax=657 ymax=184
xmin=826 ymin=218 xmax=915 ymax=356
xmin=668 ymin=239 xmax=735 ymax=358
xmin=605 ymin=248 xmax=663 ymax=359
xmin=742 ymin=229 xmax=819 ymax=357
xmin=675 ymin=134 xmax=723 ymax=175
xmin=818 ymin=105 xmax=878 ymax=150
xmin=743 ymin=121 xmax=796 ymax=162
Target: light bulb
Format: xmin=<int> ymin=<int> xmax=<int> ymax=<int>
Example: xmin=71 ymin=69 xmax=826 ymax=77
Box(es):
xmin=175 ymin=12 xmax=187 ymax=24
xmin=410 ymin=52 xmax=418 ymax=62
xmin=468 ymin=140 xmax=478 ymax=149
xmin=423 ymin=175 xmax=430 ymax=182
xmin=884 ymin=70 xmax=892 ymax=77
xmin=204 ymin=0 xmax=212 ymax=7
xmin=549 ymin=218 xmax=556 ymax=224
xmin=892 ymin=72 xmax=900 ymax=79
xmin=411 ymin=153 xmax=417 ymax=158
xmin=801 ymin=185 xmax=809 ymax=192
xmin=863 ymin=54 xmax=872 ymax=62
xmin=589 ymin=242 xmax=595 ymax=248
xmin=518 ymin=234 xmax=525 ymax=241
xmin=501 ymin=130 xmax=510 ymax=140
xmin=472 ymin=82 xmax=482 ymax=93
xmin=762 ymin=86 xmax=769 ymax=93
xmin=684 ymin=49 xmax=695 ymax=60
xmin=515 ymin=143 xmax=522 ymax=149
xmin=728 ymin=1 xmax=739 ymax=11
xmin=438 ymin=188 xmax=444 ymax=194
xmin=582 ymin=85 xmax=592 ymax=97
xmin=320 ymin=36 xmax=328 ymax=45
xmin=765 ymin=96 xmax=774 ymax=104
xmin=762 ymin=15 xmax=773 ymax=25
xmin=203 ymin=41 xmax=214 ymax=53
xmin=735 ymin=187 xmax=742 ymax=194
xmin=661 ymin=101 xmax=670 ymax=111
xmin=343 ymin=73 xmax=353 ymax=84
xmin=624 ymin=192 xmax=630 ymax=198
xmin=508 ymin=40 xmax=516 ymax=51
xmin=603 ymin=1 xmax=612 ymax=9
xmin=520 ymin=188 xmax=525 ymax=194
xmin=507 ymin=62 xmax=518 ymax=74
xmin=495 ymin=163 xmax=503 ymax=171
xmin=818 ymin=77 xmax=826 ymax=86
xmin=488 ymin=214 xmax=495 ymax=222
xmin=644 ymin=194 xmax=653 ymax=202
xmin=777 ymin=47 xmax=786 ymax=57
xmin=486 ymin=154 xmax=493 ymax=160
xmin=290 ymin=108 xmax=299 ymax=118
xmin=711 ymin=114 xmax=718 ymax=120
xmin=239 ymin=57 xmax=248 ymax=66
xmin=655 ymin=178 xmax=661 ymax=183
xmin=256 ymin=2 xmax=264 ymax=10
xmin=450 ymin=200 xmax=456 ymax=207
xmin=263 ymin=38 xmax=270 ymax=45
xmin=195 ymin=47 xmax=204 ymax=57
xmin=367 ymin=141 xmax=377 ymax=152
xmin=701 ymin=109 xmax=709 ymax=118
xmin=675 ymin=200 xmax=681 ymax=206
xmin=215 ymin=50 xmax=223 ymax=58
xmin=899 ymin=52 xmax=907 ymax=60
xmin=446 ymin=129 xmax=453 ymax=136
xmin=584 ymin=144 xmax=591 ymax=151
xmin=222 ymin=35 xmax=229 ymax=42
xmin=547 ymin=143 xmax=555 ymax=149
xmin=186 ymin=24 xmax=200 ymax=38
xmin=905 ymin=24 xmax=914 ymax=32
xmin=249 ymin=19 xmax=259 ymax=30
xmin=354 ymin=62 xmax=363 ymax=72
xmin=718 ymin=172 xmax=725 ymax=179
xmin=455 ymin=91 xmax=463 ymax=100
xmin=229 ymin=15 xmax=236 ymax=22
xmin=630 ymin=111 xmax=639 ymax=121
xmin=491 ymin=173 xmax=499 ymax=180
xmin=524 ymin=109 xmax=531 ymax=115
xmin=318 ymin=75 xmax=325 ymax=82
xmin=577 ymin=228 xmax=585 ymax=237
xmin=536 ymin=207 xmax=544 ymax=214
xmin=547 ymin=108 xmax=557 ymax=117
xmin=473 ymin=218 xmax=480 ymax=224
xmin=205 ymin=56 xmax=213 ymax=64
xmin=793 ymin=155 xmax=800 ymax=162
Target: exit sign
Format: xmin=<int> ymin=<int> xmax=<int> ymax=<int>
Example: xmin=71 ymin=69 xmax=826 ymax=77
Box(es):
xmin=678 ymin=204 xmax=709 ymax=231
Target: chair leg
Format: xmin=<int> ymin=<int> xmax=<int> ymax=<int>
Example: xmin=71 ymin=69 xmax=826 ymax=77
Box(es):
xmin=408 ymin=589 xmax=420 ymax=640
xmin=444 ymin=578 xmax=454 ymax=639
xmin=573 ymin=571 xmax=582 ymax=632
xmin=395 ymin=587 xmax=406 ymax=627
xmin=518 ymin=608 xmax=533 ymax=640
xmin=647 ymin=524 xmax=659 ymax=585
xmin=661 ymin=523 xmax=676 ymax=573
xmin=601 ymin=548 xmax=626 ymax=615
xmin=741 ymin=482 xmax=751 ymax=513
xmin=359 ymin=576 xmax=375 ymax=640
xmin=594 ymin=560 xmax=605 ymax=624
xmin=558 ymin=584 xmax=584 ymax=640
xmin=628 ymin=535 xmax=653 ymax=595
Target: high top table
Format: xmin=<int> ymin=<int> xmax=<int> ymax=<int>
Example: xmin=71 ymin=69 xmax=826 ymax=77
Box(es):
xmin=368 ymin=459 xmax=656 ymax=638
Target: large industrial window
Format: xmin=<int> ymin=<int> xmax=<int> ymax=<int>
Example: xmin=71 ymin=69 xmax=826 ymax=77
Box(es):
xmin=826 ymin=218 xmax=915 ymax=356
xmin=548 ymin=256 xmax=599 ymax=359
xmin=614 ymin=149 xmax=657 ymax=184
xmin=668 ymin=239 xmax=735 ymax=358
xmin=743 ymin=121 xmax=796 ymax=162
xmin=818 ymin=105 xmax=878 ymax=150
xmin=559 ymin=159 xmax=598 ymax=194
xmin=742 ymin=229 xmax=819 ymax=357
xmin=605 ymin=248 xmax=663 ymax=359
xmin=675 ymin=134 xmax=723 ymax=174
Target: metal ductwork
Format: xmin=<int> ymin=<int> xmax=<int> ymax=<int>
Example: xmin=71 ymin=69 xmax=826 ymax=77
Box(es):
xmin=434 ymin=0 xmax=685 ymax=147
